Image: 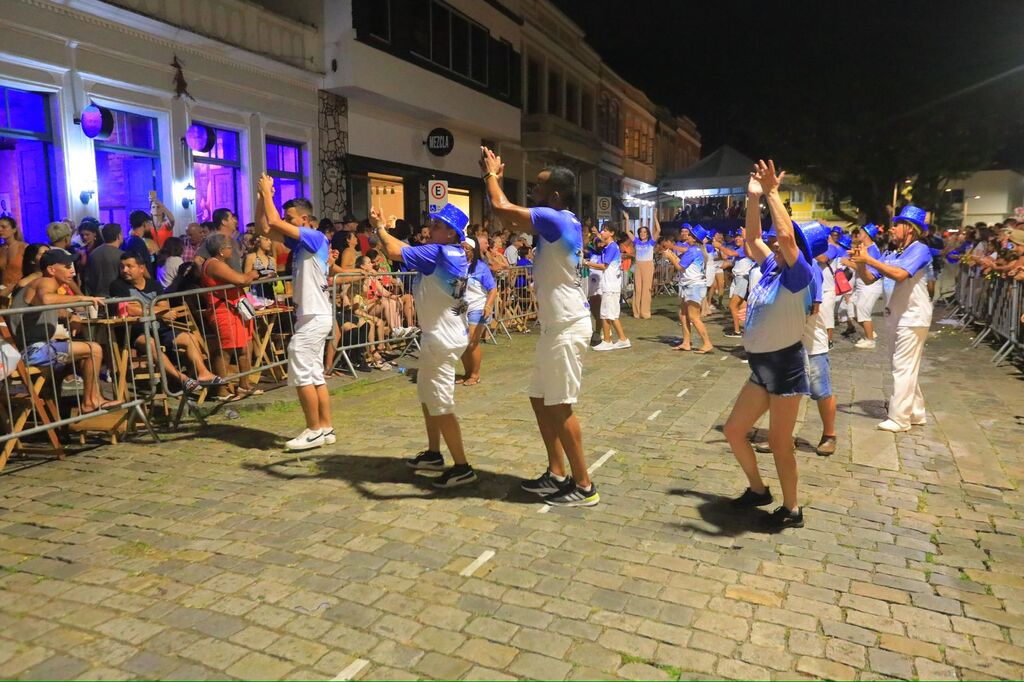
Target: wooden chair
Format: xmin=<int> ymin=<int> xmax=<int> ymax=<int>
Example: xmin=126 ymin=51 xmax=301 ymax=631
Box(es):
xmin=0 ymin=325 xmax=65 ymax=470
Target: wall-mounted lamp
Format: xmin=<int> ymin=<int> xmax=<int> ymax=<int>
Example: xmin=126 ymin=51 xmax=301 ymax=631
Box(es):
xmin=182 ymin=183 xmax=196 ymax=209
xmin=79 ymin=190 xmax=95 ymax=205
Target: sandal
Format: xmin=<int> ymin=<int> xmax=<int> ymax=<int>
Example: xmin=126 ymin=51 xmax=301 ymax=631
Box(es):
xmin=198 ymin=376 xmax=229 ymax=387
xmin=183 ymin=378 xmax=200 ymax=393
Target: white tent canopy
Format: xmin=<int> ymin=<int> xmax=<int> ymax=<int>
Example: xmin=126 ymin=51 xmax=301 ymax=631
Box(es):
xmin=657 ymin=145 xmax=757 ymax=195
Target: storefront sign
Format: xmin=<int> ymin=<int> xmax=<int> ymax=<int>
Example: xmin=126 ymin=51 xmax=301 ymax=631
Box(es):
xmin=80 ymin=104 xmax=114 ymax=140
xmin=597 ymin=196 xmax=612 ymax=219
xmin=425 ymin=128 xmax=455 ymax=157
xmin=428 ymin=180 xmax=449 ymax=213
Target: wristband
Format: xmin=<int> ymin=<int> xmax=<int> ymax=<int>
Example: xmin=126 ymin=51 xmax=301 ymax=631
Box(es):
xmin=482 ymin=172 xmax=498 ymax=181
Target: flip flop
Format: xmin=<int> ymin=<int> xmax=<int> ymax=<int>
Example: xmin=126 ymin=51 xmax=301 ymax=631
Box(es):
xmin=463 ymin=377 xmax=482 ymax=386
xmin=183 ymin=378 xmax=200 ymax=393
xmin=671 ymin=345 xmax=692 ymax=351
xmin=693 ymin=348 xmax=714 ymax=355
xmin=198 ymin=376 xmax=229 ymax=387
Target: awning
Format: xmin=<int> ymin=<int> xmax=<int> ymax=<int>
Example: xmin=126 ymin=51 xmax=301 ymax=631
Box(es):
xmin=657 ymin=145 xmax=757 ymax=194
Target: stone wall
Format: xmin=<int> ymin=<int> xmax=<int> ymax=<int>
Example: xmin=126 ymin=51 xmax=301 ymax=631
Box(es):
xmin=318 ymin=91 xmax=349 ymax=221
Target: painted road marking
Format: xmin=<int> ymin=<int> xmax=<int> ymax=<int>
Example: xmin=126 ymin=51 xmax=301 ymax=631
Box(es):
xmin=677 ymin=388 xmax=690 ymax=397
xmin=647 ymin=410 xmax=662 ymax=421
xmin=459 ymin=550 xmax=496 ymax=577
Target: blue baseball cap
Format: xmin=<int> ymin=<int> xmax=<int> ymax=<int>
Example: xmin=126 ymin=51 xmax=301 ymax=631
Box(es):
xmin=893 ymin=205 xmax=928 ymax=230
xmin=429 ymin=203 xmax=469 ymax=242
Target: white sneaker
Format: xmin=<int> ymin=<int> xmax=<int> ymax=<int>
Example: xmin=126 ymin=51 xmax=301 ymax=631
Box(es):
xmin=593 ymin=341 xmax=615 ymax=351
xmin=613 ymin=339 xmax=632 ymax=349
xmin=854 ymin=339 xmax=877 ymax=349
xmin=877 ymin=419 xmax=910 ymax=433
xmin=286 ymin=428 xmax=326 ymax=451
xmin=321 ymin=428 xmax=336 ymax=445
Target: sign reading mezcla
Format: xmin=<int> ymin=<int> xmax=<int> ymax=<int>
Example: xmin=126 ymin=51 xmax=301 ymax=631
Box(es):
xmin=426 ymin=128 xmax=455 ymax=157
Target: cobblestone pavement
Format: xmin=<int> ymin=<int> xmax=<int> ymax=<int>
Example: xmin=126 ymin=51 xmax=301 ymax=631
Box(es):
xmin=2 ymin=295 xmax=1023 ymax=681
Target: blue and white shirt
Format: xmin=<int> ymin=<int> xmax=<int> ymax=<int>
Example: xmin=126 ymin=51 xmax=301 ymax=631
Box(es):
xmin=284 ymin=227 xmax=331 ymax=317
xmin=465 ymin=258 xmax=496 ymax=312
xmin=600 ymin=241 xmax=622 ymax=293
xmin=743 ymin=252 xmax=815 ymax=353
xmin=401 ymin=243 xmax=469 ymax=349
xmin=856 ymin=244 xmax=882 ymax=285
xmin=881 ymin=241 xmax=933 ymax=327
xmin=675 ymin=247 xmax=706 ymax=287
xmin=634 ymin=238 xmax=656 ymax=262
xmin=529 ymin=207 xmax=590 ymax=326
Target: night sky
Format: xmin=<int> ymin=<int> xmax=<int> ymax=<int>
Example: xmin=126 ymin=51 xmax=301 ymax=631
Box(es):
xmin=553 ymin=0 xmax=1024 ymax=165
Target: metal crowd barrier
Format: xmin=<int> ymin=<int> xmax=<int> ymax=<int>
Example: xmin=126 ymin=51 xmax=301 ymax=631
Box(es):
xmin=1 ymin=297 xmax=158 ymax=469
xmin=328 ymin=271 xmax=421 ymax=377
xmin=493 ymin=265 xmax=537 ymax=335
xmin=949 ymin=264 xmax=1023 ymax=366
xmin=145 ymin=274 xmax=296 ymax=430
xmin=654 ymin=257 xmax=677 ymax=296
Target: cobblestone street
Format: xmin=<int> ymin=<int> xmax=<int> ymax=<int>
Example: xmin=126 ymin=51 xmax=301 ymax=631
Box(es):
xmin=2 ymin=297 xmax=1023 ymax=681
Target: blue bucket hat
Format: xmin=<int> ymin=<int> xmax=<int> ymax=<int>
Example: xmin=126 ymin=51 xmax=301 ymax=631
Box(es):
xmin=862 ymin=223 xmax=879 ymax=241
xmin=893 ymin=205 xmax=928 ymax=230
xmin=838 ymin=235 xmax=853 ymax=250
xmin=429 ymin=203 xmax=469 ymax=242
xmin=794 ymin=221 xmax=831 ymax=261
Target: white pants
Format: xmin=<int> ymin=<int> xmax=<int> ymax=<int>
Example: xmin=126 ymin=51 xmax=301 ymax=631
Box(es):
xmin=820 ymin=289 xmax=836 ymax=330
xmin=887 ymin=324 xmax=928 ymax=428
xmin=855 ymin=280 xmax=884 ymax=323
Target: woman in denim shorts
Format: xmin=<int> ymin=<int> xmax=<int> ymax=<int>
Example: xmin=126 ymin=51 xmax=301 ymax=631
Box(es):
xmin=721 ymin=160 xmax=830 ymax=531
xmin=661 ymin=226 xmax=713 ymax=354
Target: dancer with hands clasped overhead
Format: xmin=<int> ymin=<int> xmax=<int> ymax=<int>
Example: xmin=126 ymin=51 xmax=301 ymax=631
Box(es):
xmin=721 ymin=160 xmax=829 ymax=531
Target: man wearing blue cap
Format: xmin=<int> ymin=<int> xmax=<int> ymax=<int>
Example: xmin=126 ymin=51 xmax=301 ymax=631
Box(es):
xmin=722 ymin=160 xmax=828 ymax=530
xmin=851 ymin=205 xmax=933 ymax=433
xmin=480 ymin=145 xmax=598 ymax=507
xmin=849 ymin=224 xmax=884 ymax=349
xmin=255 ymin=174 xmax=335 ymax=452
xmin=373 ymin=203 xmax=475 ymax=487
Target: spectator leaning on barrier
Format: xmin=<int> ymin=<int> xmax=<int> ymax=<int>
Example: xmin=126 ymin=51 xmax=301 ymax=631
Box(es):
xmin=256 ymin=174 xmax=336 ymax=452
xmin=852 ymin=205 xmax=934 ymax=433
xmin=19 ymin=249 xmax=113 ymax=414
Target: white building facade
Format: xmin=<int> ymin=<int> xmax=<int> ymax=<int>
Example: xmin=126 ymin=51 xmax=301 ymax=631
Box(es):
xmin=0 ymin=0 xmax=324 ymax=243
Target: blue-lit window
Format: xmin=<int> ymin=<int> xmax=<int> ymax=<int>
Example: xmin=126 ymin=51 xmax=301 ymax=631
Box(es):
xmin=192 ymin=124 xmax=242 ymax=224
xmin=94 ymin=109 xmax=162 ymax=229
xmin=0 ymin=85 xmax=67 ymax=244
xmin=266 ymin=138 xmax=305 ymax=214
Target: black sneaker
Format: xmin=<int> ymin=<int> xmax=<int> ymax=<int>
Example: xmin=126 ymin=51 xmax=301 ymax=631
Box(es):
xmin=520 ymin=470 xmax=569 ymax=495
xmin=730 ymin=487 xmax=774 ymax=508
xmin=764 ymin=505 xmax=804 ymax=530
xmin=432 ymin=465 xmax=477 ymax=488
xmin=543 ymin=482 xmax=600 ymax=507
xmin=405 ymin=450 xmax=445 ymax=470
xmin=723 ymin=330 xmax=742 ymax=338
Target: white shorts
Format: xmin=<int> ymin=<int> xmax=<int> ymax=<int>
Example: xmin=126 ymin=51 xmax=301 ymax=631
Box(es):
xmin=417 ymin=339 xmax=466 ymax=416
xmin=587 ymin=274 xmax=603 ymax=298
xmin=288 ymin=314 xmax=333 ymax=387
xmin=528 ymin=317 xmax=592 ymax=406
xmin=855 ymin=281 xmax=884 ymax=323
xmin=729 ymin=275 xmax=749 ymax=299
xmin=820 ymin=290 xmax=836 ymax=330
xmin=600 ymin=293 xmax=621 ymax=320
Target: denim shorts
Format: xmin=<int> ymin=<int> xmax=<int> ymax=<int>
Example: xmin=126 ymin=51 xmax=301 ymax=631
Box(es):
xmin=678 ymin=283 xmax=707 ymax=304
xmin=467 ymin=308 xmax=491 ymax=325
xmin=747 ymin=341 xmax=810 ymax=397
xmin=805 ymin=351 xmax=832 ymax=401
xmin=25 ymin=340 xmax=71 ymax=369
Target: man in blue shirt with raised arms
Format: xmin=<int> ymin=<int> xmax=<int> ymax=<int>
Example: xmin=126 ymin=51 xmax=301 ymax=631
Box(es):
xmin=373 ymin=204 xmax=476 ymax=488
xmin=255 ymin=174 xmax=335 ymax=452
xmin=480 ymin=146 xmax=598 ymax=507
